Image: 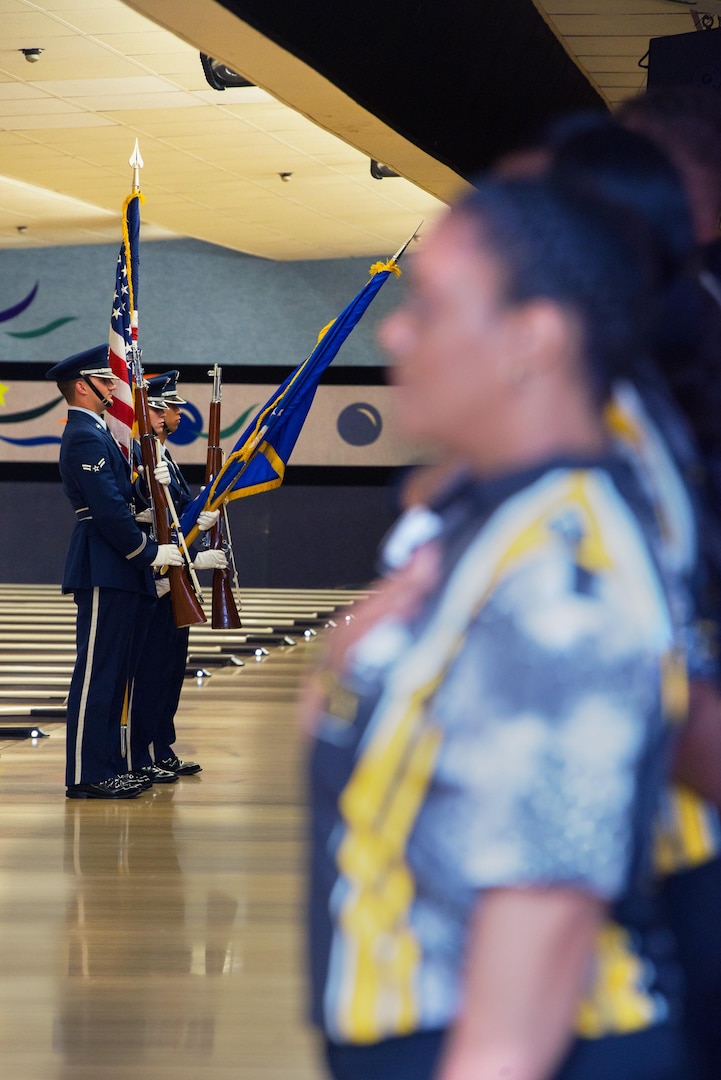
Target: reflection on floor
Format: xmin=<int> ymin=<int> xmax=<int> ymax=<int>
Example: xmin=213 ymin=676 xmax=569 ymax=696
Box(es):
xmin=0 ymin=584 xmax=367 ymax=1080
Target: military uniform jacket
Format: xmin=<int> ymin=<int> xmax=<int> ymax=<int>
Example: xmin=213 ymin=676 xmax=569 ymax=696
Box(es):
xmin=132 ymin=441 xmax=195 ymax=541
xmin=59 ymin=409 xmax=157 ymax=595
xmin=161 ymin=447 xmax=193 ymax=515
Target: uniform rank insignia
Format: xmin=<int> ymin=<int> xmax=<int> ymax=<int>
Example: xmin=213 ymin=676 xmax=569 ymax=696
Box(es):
xmin=81 ymin=457 xmax=106 ymax=473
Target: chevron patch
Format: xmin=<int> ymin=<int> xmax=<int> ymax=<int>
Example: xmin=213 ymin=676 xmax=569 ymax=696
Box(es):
xmin=81 ymin=457 xmax=106 ymax=473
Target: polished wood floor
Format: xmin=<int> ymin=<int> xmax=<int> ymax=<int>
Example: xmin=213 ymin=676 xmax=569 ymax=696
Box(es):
xmin=0 ymin=584 xmax=367 ymax=1080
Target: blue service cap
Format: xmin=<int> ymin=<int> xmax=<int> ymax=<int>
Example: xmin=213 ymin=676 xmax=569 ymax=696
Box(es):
xmin=151 ymin=369 xmax=186 ymax=405
xmin=46 ymin=344 xmax=115 ymax=382
xmin=145 ymin=373 xmax=171 ymax=409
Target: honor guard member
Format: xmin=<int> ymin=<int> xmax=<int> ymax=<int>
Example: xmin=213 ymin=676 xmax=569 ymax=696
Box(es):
xmin=47 ymin=346 xmax=184 ymax=800
xmin=129 ymin=370 xmax=224 ymax=779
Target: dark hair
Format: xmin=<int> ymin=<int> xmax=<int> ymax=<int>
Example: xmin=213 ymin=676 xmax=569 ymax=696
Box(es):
xmin=546 ymin=118 xmax=693 ymax=268
xmin=544 ymin=119 xmax=709 ymax=378
xmin=544 ymin=114 xmax=721 ymax=455
xmin=617 ymin=86 xmax=721 ymax=218
xmin=452 ymin=175 xmax=657 ymax=400
xmin=57 ymin=378 xmax=79 ymax=403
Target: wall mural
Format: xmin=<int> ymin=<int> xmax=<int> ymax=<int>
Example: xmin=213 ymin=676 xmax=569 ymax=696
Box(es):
xmin=1 ymin=281 xmax=76 ymax=341
xmin=1 ymin=249 xmax=419 ymax=466
xmin=0 ymin=378 xmax=421 ymax=467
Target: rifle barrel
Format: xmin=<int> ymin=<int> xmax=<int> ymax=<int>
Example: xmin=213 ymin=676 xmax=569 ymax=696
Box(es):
xmin=205 ymin=366 xmax=242 ymax=630
xmin=135 ymin=358 xmax=206 ymax=628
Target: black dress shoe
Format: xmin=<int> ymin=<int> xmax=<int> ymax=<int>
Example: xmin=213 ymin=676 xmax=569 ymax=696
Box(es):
xmin=156 ymin=755 xmax=202 ymax=776
xmin=137 ymin=764 xmax=178 ymax=785
xmin=125 ymin=770 xmax=153 ymax=791
xmin=66 ymin=776 xmax=142 ymax=800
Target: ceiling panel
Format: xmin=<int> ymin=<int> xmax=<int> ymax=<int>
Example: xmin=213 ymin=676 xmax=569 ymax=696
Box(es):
xmin=0 ymin=96 xmax=83 ymax=115
xmin=56 ymin=6 xmax=159 ymax=31
xmin=0 ymin=82 xmax=49 ymax=98
xmin=0 ymin=172 xmax=174 ymax=248
xmin=1 ymin=111 xmax=115 ymax=129
xmin=2 ymin=12 xmax=80 ymax=36
xmin=40 ymin=0 xmax=118 ymax=8
xmin=0 ymin=0 xmax=446 ymax=258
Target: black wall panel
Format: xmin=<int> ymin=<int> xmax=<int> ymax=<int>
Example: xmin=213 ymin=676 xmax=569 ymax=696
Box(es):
xmin=2 ymin=479 xmax=397 ymax=589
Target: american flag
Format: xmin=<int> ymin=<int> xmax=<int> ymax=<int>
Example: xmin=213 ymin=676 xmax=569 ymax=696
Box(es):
xmin=106 ymin=193 xmax=141 ymax=459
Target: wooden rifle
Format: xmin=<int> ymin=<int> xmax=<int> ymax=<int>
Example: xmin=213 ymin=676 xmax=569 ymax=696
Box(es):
xmin=133 ymin=351 xmax=207 ymax=628
xmin=205 ymin=364 xmax=242 ymax=629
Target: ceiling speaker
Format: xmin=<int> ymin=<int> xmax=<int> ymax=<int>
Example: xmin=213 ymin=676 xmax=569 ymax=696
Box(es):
xmin=200 ymin=54 xmax=254 ymax=91
xmin=648 ymin=27 xmax=721 ymax=91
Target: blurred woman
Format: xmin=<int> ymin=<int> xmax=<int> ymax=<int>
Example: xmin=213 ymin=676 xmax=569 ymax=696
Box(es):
xmin=541 ymin=118 xmax=721 ymax=1080
xmin=305 ymin=176 xmax=687 ymax=1080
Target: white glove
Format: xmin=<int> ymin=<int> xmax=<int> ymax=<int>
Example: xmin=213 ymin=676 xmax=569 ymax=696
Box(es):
xmin=154 ymin=461 xmax=171 ymax=486
xmin=197 ymin=509 xmax=220 ymax=532
xmin=155 ymin=577 xmax=171 ymax=598
xmin=193 ymin=549 xmax=228 ymax=570
xmin=151 ymin=544 xmax=184 ymax=568
xmin=135 ymin=508 xmax=153 ymax=524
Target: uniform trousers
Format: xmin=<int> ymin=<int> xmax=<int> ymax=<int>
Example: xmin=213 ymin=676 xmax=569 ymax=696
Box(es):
xmin=128 ymin=591 xmax=189 ymax=769
xmin=66 ymin=588 xmax=153 ymax=787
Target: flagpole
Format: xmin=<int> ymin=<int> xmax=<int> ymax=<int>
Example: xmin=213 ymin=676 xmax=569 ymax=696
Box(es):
xmin=128 ymin=140 xmax=143 ymax=351
xmin=126 ymin=142 xmax=206 ymax=625
xmin=105 ymin=148 xmax=145 ymax=462
xmin=389 ymin=221 xmax=423 ymax=265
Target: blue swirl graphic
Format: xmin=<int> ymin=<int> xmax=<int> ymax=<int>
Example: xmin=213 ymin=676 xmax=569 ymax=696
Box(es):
xmin=0 ymin=435 xmax=62 ymax=446
xmin=168 ymin=401 xmax=204 ymax=447
xmin=0 ymin=282 xmax=39 ymax=323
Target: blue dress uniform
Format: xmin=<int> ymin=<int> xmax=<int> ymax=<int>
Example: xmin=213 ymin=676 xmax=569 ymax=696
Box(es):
xmin=129 ymin=371 xmax=202 ymax=777
xmin=47 ymin=346 xmax=159 ymax=797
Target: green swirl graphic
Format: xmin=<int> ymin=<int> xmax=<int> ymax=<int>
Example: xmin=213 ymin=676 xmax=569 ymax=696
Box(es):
xmin=218 ymin=405 xmax=257 ymax=440
xmin=6 ymin=316 xmax=77 ymax=339
xmin=0 ymin=396 xmax=63 ymax=423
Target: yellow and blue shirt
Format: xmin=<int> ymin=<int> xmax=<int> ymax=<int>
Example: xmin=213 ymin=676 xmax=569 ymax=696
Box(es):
xmin=309 ymin=459 xmax=679 ymax=1045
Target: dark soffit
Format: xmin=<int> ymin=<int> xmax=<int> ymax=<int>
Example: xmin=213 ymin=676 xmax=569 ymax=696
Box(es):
xmin=215 ymin=0 xmax=608 ymax=177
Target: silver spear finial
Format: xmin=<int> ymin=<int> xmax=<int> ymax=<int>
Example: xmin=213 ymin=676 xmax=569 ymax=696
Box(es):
xmin=390 ymin=221 xmax=423 ymax=264
xmin=129 ymin=139 xmax=144 ymax=193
